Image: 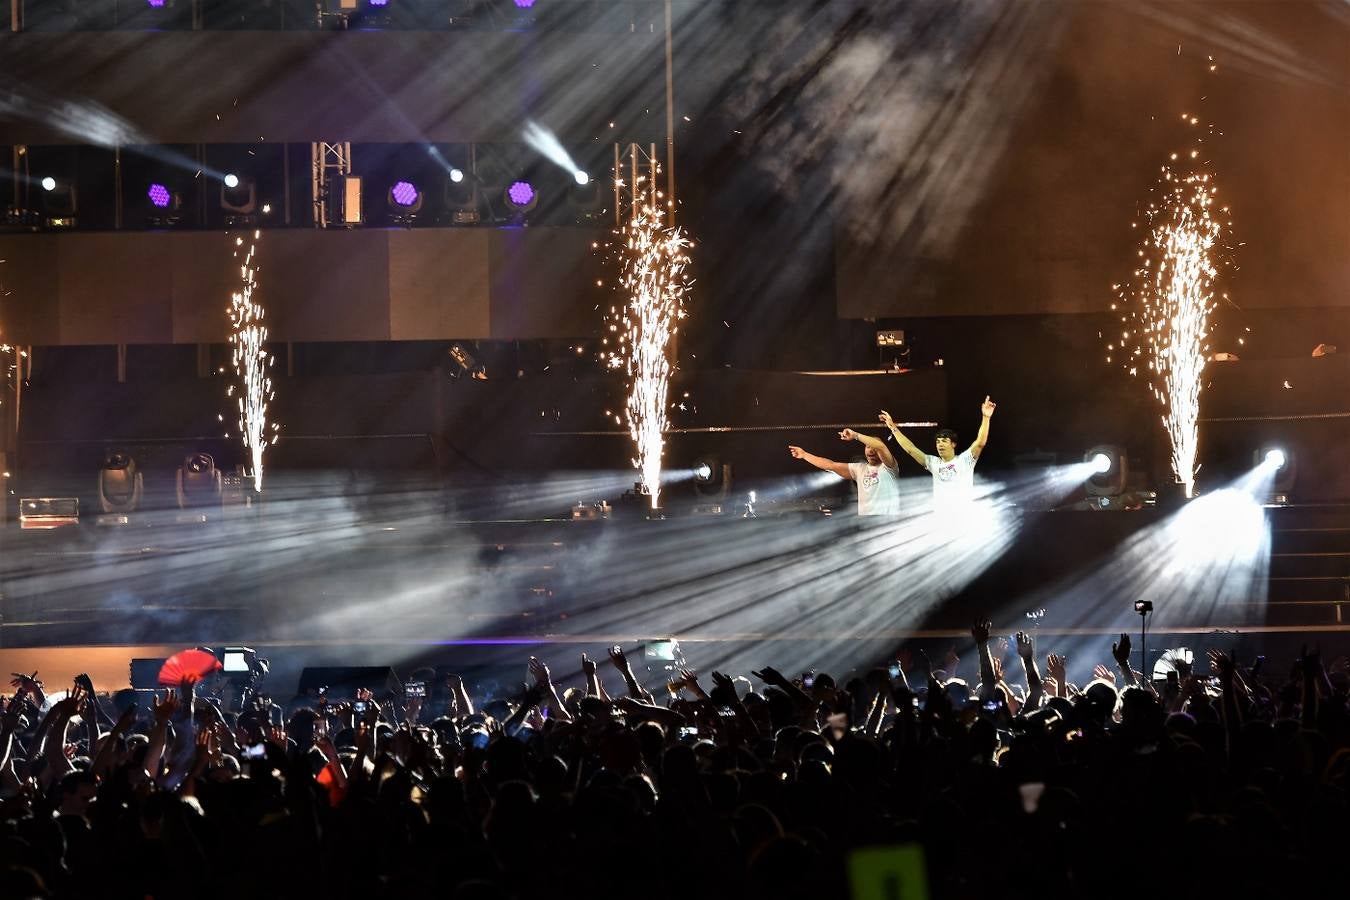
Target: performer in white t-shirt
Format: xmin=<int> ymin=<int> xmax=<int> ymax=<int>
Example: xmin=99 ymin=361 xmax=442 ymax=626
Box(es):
xmin=880 ymin=396 xmax=996 ymax=507
xmin=788 ymin=427 xmax=901 ymax=515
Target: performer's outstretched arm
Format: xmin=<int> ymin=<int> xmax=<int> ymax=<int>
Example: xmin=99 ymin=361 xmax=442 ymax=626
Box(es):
xmin=879 ymin=410 xmax=927 ymax=467
xmin=788 ymin=445 xmax=852 ymax=479
xmin=969 ymin=396 xmax=996 ymax=460
xmin=840 ymin=428 xmax=897 ymax=473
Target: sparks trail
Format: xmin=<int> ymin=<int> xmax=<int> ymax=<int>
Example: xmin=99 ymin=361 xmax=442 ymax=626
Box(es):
xmin=601 ymin=202 xmax=692 ymax=509
xmin=1107 ymin=68 xmax=1232 ymax=499
xmin=227 ymin=232 xmax=278 ymax=492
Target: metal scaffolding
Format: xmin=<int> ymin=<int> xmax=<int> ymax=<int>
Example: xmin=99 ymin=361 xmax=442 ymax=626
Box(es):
xmin=311 ymin=141 xmax=354 ymax=228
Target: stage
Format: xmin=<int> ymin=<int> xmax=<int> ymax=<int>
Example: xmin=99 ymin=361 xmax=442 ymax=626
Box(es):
xmin=2 ymin=489 xmax=1345 ymax=695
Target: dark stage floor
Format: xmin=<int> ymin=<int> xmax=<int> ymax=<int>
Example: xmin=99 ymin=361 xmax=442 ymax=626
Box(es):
xmin=1 ymin=488 xmax=1346 ymax=691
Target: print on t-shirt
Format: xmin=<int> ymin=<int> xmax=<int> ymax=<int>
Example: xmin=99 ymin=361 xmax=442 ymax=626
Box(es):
xmin=924 ymin=448 xmax=977 ymax=506
xmin=848 ymin=461 xmax=900 ymax=516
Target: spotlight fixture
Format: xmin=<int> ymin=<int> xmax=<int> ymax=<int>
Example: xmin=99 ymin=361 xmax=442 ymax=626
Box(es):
xmin=176 ymin=452 xmax=222 ymax=509
xmin=1084 ymin=445 xmax=1127 ymax=498
xmin=389 ymin=180 xmax=421 ymax=209
xmin=505 ymin=180 xmax=537 ymax=211
xmin=692 ymin=456 xmax=730 ymax=500
xmin=387 ymin=180 xmax=423 ymax=224
xmin=97 ymin=450 xmax=143 ymax=515
xmin=567 ymin=173 xmax=604 ymax=222
xmin=220 ymin=175 xmax=257 ymax=223
xmin=146 ymin=182 xmax=183 ymax=226
xmin=1254 ymin=446 xmax=1297 ymax=500
xmin=573 ymin=170 xmax=590 ymax=186
xmin=148 ymin=183 xmax=173 ymax=208
xmin=444 ymin=173 xmax=480 ymax=225
xmin=40 ymin=180 xmax=77 ymax=229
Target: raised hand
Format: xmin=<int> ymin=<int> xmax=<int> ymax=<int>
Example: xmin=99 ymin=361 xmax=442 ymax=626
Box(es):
xmin=990 ymin=656 xmax=1005 ymax=683
xmin=981 ymin=396 xmax=997 ymax=417
xmin=787 ymin=445 xmax=806 ymax=460
xmin=1211 ymin=649 xmax=1236 ymax=682
xmin=528 ymin=656 xmax=552 ymax=686
xmin=152 ymin=692 xmax=179 ymax=723
xmin=581 ymin=653 xmax=597 ymax=677
xmin=750 ymin=665 xmax=787 ymax=687
xmin=1092 ymin=664 xmax=1117 ymax=685
xmin=1046 ymin=654 xmax=1067 ymax=685
xmin=607 ymin=645 xmax=632 ymax=674
xmin=710 ymin=671 xmax=736 ymax=694
xmin=9 ymin=672 xmax=41 ymax=694
xmin=839 ymin=428 xmax=858 ymax=442
xmin=51 ymin=688 xmax=84 ymax=719
xmin=1 ymin=696 xmax=25 ymax=730
xmin=193 ymin=728 xmax=212 ymax=763
xmin=971 ymin=619 xmax=991 ymax=645
xmin=1112 ymin=633 xmax=1132 ymax=667
xmin=879 ymin=410 xmax=895 ymax=429
xmin=519 ymin=684 xmax=545 ymax=710
xmin=1016 ymin=631 xmax=1035 ymax=661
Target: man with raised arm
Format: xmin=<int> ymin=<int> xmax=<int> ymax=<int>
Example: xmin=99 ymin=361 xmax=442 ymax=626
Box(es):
xmin=880 ymin=396 xmax=996 ymax=507
xmin=788 ymin=427 xmax=900 ymax=515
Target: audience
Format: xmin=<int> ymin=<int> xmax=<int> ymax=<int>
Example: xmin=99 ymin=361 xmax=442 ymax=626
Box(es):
xmin=0 ymin=628 xmax=1346 ymax=900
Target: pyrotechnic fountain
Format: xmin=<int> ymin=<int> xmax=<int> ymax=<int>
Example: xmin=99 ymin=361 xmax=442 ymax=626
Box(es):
xmin=227 ymin=232 xmax=277 ymax=493
xmin=602 ymin=157 xmax=691 ymax=510
xmin=1108 ymin=64 xmax=1231 ymax=498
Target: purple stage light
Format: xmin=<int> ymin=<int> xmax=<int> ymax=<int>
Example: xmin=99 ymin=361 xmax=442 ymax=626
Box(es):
xmin=514 ymin=0 xmax=536 ymax=8
xmin=507 ymin=181 xmax=535 ymax=207
xmin=390 ymin=181 xmax=420 ymax=207
xmin=146 ymin=0 xmax=166 ymax=7
xmin=148 ymin=183 xmax=171 ymax=209
xmin=369 ymin=0 xmax=390 ymax=6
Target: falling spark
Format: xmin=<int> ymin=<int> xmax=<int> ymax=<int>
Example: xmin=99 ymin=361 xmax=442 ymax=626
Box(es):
xmin=601 ymin=202 xmax=692 ymax=509
xmin=1110 ymin=117 xmax=1227 ymax=498
xmin=228 ymin=231 xmax=274 ymax=492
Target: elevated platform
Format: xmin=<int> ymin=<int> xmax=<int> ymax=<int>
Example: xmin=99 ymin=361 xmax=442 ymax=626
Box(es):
xmin=2 ymin=495 xmax=1347 ymax=677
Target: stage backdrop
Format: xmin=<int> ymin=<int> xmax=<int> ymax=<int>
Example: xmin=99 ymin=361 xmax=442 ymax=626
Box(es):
xmin=0 ymin=228 xmax=603 ymax=344
xmin=831 ymin=1 xmax=1350 ymax=317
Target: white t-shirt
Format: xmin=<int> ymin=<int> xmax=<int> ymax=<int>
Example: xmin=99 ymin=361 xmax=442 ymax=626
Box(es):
xmin=925 ymin=448 xmax=977 ymax=505
xmin=848 ymin=461 xmax=901 ymax=516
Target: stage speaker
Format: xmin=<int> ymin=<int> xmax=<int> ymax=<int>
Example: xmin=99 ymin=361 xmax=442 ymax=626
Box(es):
xmin=297 ymin=666 xmax=399 ymax=699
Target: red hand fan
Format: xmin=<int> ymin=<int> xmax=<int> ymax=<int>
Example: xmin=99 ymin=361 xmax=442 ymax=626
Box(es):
xmin=158 ymin=649 xmax=222 ymax=686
